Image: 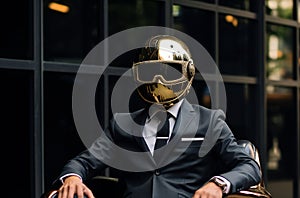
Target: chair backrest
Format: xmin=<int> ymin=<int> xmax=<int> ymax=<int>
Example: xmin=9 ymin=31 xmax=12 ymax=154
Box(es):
xmin=237 ymin=140 xmax=262 ymax=178
xmin=226 ymin=140 xmax=272 ymax=198
xmin=86 ymin=175 xmax=125 ymax=198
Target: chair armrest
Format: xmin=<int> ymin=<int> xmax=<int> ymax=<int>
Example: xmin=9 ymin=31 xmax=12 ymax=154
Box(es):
xmin=42 ymin=190 xmax=89 ymax=198
xmin=41 ymin=176 xmax=123 ymax=198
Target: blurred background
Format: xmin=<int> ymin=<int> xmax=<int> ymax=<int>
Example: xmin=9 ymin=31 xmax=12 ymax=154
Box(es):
xmin=0 ymin=0 xmax=299 ymax=198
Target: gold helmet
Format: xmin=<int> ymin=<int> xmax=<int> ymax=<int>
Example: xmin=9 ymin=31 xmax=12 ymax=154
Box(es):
xmin=132 ymin=35 xmax=195 ymax=108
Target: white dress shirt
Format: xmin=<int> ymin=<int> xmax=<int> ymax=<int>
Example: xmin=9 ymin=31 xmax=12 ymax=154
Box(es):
xmin=142 ymin=100 xmax=183 ymax=155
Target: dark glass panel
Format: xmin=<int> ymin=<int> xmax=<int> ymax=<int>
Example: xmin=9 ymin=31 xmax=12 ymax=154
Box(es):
xmin=109 ymin=48 xmax=141 ymax=68
xmin=44 ymin=71 xmax=105 ymax=190
xmin=219 ymin=0 xmax=258 ymax=12
xmin=189 ymin=79 xmax=212 ymax=109
xmin=44 ymin=0 xmax=103 ymax=63
xmin=266 ymin=86 xmax=296 ymax=198
xmin=173 ymin=5 xmax=215 ymax=61
xmin=108 ymin=0 xmax=165 ymax=36
xmin=219 ymin=14 xmax=257 ymax=76
xmin=0 ymin=69 xmax=33 ymax=196
xmin=224 ymin=83 xmax=258 ymax=144
xmin=266 ymin=24 xmax=294 ymax=80
xmin=44 ymin=72 xmax=82 ymax=189
xmin=266 ymin=0 xmax=294 ymax=20
xmin=108 ymin=74 xmax=146 ymax=117
xmin=0 ymin=1 xmax=33 ymax=59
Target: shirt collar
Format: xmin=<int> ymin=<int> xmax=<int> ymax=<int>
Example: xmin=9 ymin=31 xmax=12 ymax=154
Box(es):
xmin=167 ymin=99 xmax=183 ymax=119
xmin=147 ymin=99 xmax=183 ymax=120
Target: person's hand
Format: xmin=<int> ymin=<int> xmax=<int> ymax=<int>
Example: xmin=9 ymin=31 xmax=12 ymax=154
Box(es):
xmin=57 ymin=175 xmax=94 ymax=198
xmin=193 ymin=182 xmax=223 ymax=198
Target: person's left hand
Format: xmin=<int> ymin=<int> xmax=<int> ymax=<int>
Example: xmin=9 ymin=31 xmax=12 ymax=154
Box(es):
xmin=192 ymin=182 xmax=223 ymax=198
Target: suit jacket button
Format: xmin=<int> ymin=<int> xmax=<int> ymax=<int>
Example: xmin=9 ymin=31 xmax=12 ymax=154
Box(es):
xmin=155 ymin=170 xmax=160 ymax=176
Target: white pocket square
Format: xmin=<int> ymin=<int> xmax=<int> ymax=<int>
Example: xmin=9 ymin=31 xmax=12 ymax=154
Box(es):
xmin=181 ymin=137 xmax=204 ymax=141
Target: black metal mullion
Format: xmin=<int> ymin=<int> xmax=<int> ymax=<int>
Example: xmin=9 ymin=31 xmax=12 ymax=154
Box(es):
xmin=0 ymin=59 xmax=35 ymax=70
xmin=297 ymin=87 xmax=300 ymax=198
xmin=33 ymin=0 xmax=44 ymax=197
xmin=214 ymin=1 xmax=219 ymax=109
xmin=295 ymin=1 xmax=300 ymax=196
xmin=165 ymin=0 xmax=173 ymax=28
xmin=266 ymin=15 xmax=299 ymax=27
xmin=257 ymin=0 xmax=268 ymax=187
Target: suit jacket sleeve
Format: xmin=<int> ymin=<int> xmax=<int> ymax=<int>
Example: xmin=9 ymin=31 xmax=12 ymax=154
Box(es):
xmin=212 ymin=110 xmax=261 ymax=193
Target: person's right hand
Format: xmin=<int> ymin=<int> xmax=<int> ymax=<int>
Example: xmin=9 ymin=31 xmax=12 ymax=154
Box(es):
xmin=57 ymin=175 xmax=94 ymax=198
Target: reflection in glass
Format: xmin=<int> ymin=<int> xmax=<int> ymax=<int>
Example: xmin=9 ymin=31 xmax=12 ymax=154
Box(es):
xmin=223 ymin=83 xmax=257 ymax=143
xmin=299 ymin=2 xmax=300 ymax=22
xmin=173 ymin=5 xmax=215 ymax=64
xmin=109 ymin=0 xmax=165 ymax=36
xmin=44 ymin=72 xmax=106 ymax=189
xmin=109 ymin=75 xmax=147 ymax=115
xmin=266 ymin=24 xmax=294 ymax=80
xmin=219 ymin=14 xmax=257 ymax=76
xmin=299 ymin=31 xmax=300 ymax=77
xmin=188 ymin=80 xmax=212 ymax=109
xmin=218 ymin=0 xmax=258 ymax=12
xmin=266 ymin=86 xmax=296 ymax=197
xmin=266 ymin=0 xmax=294 ymax=19
xmin=0 ymin=69 xmax=33 ymax=196
xmin=0 ymin=1 xmax=33 ymax=59
xmin=44 ymin=0 xmax=103 ymax=63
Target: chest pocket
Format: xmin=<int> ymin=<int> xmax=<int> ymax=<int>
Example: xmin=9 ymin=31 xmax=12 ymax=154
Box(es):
xmin=174 ymin=137 xmax=204 ymax=159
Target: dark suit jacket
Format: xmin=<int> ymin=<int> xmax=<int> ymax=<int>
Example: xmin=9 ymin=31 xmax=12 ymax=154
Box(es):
xmin=57 ymin=99 xmax=261 ymax=198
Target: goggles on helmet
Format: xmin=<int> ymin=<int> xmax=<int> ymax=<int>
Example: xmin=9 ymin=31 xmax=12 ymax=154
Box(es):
xmin=132 ymin=60 xmax=190 ymax=85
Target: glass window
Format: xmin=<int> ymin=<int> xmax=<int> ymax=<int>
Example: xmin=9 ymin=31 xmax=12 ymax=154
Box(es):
xmin=44 ymin=72 xmax=82 ymax=189
xmin=266 ymin=86 xmax=296 ymax=198
xmin=219 ymin=0 xmax=258 ymax=12
xmin=266 ymin=24 xmax=294 ymax=80
xmin=108 ymin=0 xmax=165 ymax=36
xmin=299 ymin=30 xmax=300 ymax=78
xmin=266 ymin=0 xmax=294 ymax=20
xmin=188 ymin=79 xmax=212 ymax=109
xmin=0 ymin=1 xmax=33 ymax=60
xmin=298 ymin=1 xmax=300 ymax=22
xmin=173 ymin=5 xmax=215 ymax=61
xmin=44 ymin=72 xmax=106 ymax=189
xmin=44 ymin=0 xmax=104 ymax=63
xmin=108 ymin=74 xmax=146 ymax=117
xmin=219 ymin=14 xmax=257 ymax=76
xmin=223 ymin=83 xmax=258 ymax=144
xmin=109 ymin=48 xmax=141 ymax=68
xmin=0 ymin=69 xmax=33 ymax=196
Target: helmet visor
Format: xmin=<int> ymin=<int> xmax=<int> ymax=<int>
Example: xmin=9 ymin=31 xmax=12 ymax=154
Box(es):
xmin=133 ymin=61 xmax=188 ymax=83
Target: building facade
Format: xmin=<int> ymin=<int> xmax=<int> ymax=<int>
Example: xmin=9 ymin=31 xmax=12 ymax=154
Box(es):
xmin=1 ymin=0 xmax=299 ymax=198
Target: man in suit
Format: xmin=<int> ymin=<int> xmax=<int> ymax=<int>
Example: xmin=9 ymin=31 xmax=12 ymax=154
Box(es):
xmin=54 ymin=35 xmax=261 ymax=198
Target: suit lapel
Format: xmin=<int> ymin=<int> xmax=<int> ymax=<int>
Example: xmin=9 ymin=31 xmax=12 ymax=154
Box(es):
xmin=130 ymin=109 xmax=152 ymax=154
xmin=171 ymin=99 xmax=196 ymax=140
xmin=155 ymin=99 xmax=197 ymax=166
